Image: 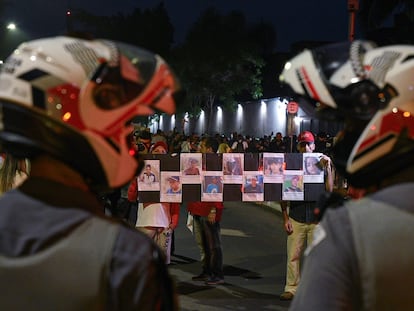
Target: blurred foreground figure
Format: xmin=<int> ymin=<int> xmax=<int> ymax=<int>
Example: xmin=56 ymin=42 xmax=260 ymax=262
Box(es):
xmin=280 ymin=40 xmax=414 ymax=310
xmin=0 ymin=36 xmax=180 ymax=310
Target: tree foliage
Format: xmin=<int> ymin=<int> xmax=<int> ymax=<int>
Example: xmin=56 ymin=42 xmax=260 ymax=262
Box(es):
xmin=171 ymin=8 xmax=268 ymax=132
xmin=70 ymin=4 xmax=273 ymax=133
xmin=72 ymin=3 xmax=174 ymax=57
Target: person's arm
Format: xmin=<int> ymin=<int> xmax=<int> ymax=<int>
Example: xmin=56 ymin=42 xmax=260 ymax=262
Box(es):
xmin=208 ymin=202 xmax=224 ymax=223
xmin=280 ymin=201 xmax=293 ymax=234
xmin=169 ymin=203 xmax=180 ymax=230
xmin=320 ymin=154 xmax=334 ymax=192
xmin=127 ymin=179 xmax=138 ymax=202
xmin=208 ymin=206 xmax=217 ymax=224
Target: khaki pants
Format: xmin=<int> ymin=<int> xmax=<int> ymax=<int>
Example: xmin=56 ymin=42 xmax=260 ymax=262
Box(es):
xmin=284 ymin=218 xmax=316 ymax=294
xmin=138 ymin=227 xmax=172 ymax=264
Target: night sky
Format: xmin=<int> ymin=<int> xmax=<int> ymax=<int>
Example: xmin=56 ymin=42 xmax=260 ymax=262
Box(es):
xmin=6 ymin=0 xmax=351 ymax=52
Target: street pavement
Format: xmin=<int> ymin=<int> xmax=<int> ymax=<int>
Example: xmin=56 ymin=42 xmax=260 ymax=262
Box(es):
xmin=168 ymin=202 xmax=292 ymax=311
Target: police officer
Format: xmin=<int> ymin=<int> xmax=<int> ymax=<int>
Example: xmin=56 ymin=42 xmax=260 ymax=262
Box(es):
xmin=0 ymin=36 xmax=180 ymax=310
xmin=280 ymin=40 xmax=414 ymax=310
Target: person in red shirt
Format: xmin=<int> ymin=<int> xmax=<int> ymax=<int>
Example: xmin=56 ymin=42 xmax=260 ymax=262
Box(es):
xmin=187 ymin=137 xmax=225 ymax=285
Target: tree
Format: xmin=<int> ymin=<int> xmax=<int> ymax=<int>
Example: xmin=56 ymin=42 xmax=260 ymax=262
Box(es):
xmin=171 ymin=8 xmax=266 ymax=133
xmin=69 ymin=3 xmax=175 ymax=129
xmin=71 ymin=3 xmax=174 ymax=57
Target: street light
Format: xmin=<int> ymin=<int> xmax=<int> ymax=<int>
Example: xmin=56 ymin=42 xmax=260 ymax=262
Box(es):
xmin=1 ymin=22 xmax=27 ymax=62
xmin=6 ymin=23 xmax=16 ymax=31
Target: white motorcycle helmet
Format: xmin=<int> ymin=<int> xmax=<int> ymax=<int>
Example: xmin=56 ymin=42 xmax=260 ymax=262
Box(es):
xmin=0 ymin=36 xmax=180 ymax=192
xmin=280 ymin=40 xmax=414 ymax=187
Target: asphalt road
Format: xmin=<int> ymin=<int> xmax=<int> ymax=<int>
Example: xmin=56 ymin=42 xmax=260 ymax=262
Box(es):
xmin=168 ymin=202 xmax=292 ymax=311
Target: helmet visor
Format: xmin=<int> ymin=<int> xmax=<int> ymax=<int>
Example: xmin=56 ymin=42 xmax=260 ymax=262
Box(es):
xmin=91 ymin=41 xmax=157 ymax=110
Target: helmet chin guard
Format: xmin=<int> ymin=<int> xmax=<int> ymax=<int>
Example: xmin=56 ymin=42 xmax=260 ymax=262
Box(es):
xmin=0 ymin=36 xmax=180 ymax=192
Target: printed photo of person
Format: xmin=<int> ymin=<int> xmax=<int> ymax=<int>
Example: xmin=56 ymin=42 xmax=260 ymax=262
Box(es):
xmin=201 ymin=172 xmax=223 ymax=202
xmin=282 ymin=171 xmax=304 ymax=201
xmin=284 ymin=175 xmax=302 ymax=192
xmin=244 ymin=175 xmax=263 ymax=193
xmin=265 ymin=157 xmax=284 ymax=176
xmin=160 ymin=172 xmax=182 ymax=203
xmin=242 ymin=173 xmax=264 ymax=202
xmin=223 ymin=153 xmax=244 ymax=184
xmin=139 ymin=164 xmax=156 ymax=183
xmin=205 ymin=175 xmax=222 ymax=193
xmin=166 ymin=176 xmax=182 ymax=194
xmin=304 ymin=156 xmax=323 ymax=175
xmin=183 ymin=157 xmax=201 ymax=175
xmin=303 ymin=153 xmax=325 ymax=183
xmin=223 ymin=155 xmax=243 ymax=176
xmin=138 ymin=160 xmax=160 ymax=191
xmin=263 ymin=153 xmax=284 ymax=184
xmin=180 ymin=153 xmax=202 ymax=184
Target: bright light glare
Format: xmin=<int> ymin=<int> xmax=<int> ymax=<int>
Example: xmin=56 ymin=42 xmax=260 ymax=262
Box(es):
xmin=260 ymin=101 xmax=267 ymax=115
xmin=216 ymin=107 xmax=223 ymax=132
xmin=217 ymin=106 xmax=222 ymax=118
xmin=284 ymin=62 xmax=292 ymax=70
xmin=159 ymin=115 xmax=164 ymax=129
xmin=7 ymin=23 xmax=16 ymax=30
xmin=62 ymin=112 xmax=71 ymax=122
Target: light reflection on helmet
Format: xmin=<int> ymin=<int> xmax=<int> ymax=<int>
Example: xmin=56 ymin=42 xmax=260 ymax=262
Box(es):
xmin=0 ymin=36 xmax=181 ymax=192
xmin=280 ymin=40 xmax=414 ymax=187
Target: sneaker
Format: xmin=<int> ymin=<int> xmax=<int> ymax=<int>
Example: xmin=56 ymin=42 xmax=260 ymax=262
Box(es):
xmin=205 ymin=277 xmax=225 ymax=285
xmin=192 ymin=273 xmax=209 ymax=281
xmin=279 ymin=291 xmax=294 ymax=301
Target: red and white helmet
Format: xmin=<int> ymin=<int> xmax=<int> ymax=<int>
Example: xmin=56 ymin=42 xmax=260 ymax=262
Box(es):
xmin=0 ymin=36 xmax=180 ymax=192
xmin=280 ymin=40 xmax=414 ymax=187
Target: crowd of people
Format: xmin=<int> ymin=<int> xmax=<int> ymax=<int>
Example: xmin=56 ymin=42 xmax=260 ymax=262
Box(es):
xmin=133 ymin=128 xmax=335 ymax=156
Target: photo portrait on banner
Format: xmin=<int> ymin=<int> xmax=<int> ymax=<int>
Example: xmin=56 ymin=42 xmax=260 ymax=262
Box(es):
xmin=138 ymin=159 xmax=160 ymax=191
xmin=243 ymin=172 xmax=264 ymax=202
xmin=180 ymin=153 xmax=202 ymax=184
xmin=263 ymin=152 xmax=284 ymax=183
xmin=223 ymin=153 xmax=244 ymax=184
xmin=282 ymin=170 xmax=304 ymax=201
xmin=160 ymin=172 xmax=182 ymax=203
xmin=201 ymin=171 xmax=223 ymax=202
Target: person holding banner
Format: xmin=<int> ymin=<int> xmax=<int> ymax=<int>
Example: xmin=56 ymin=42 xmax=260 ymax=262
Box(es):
xmin=187 ymin=137 xmax=225 ymax=286
xmin=279 ymin=131 xmax=333 ymax=301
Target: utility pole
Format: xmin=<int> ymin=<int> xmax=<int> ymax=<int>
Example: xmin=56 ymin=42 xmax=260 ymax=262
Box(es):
xmin=348 ymin=0 xmax=359 ymax=41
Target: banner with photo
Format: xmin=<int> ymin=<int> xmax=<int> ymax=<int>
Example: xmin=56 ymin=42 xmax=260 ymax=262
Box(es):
xmin=137 ymin=153 xmax=327 ymax=202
